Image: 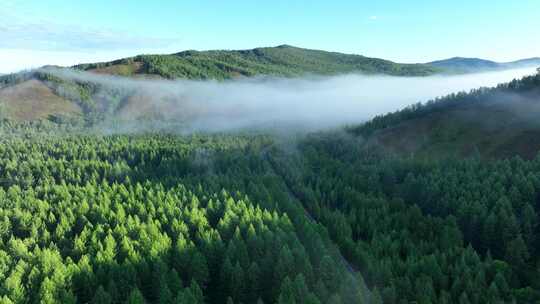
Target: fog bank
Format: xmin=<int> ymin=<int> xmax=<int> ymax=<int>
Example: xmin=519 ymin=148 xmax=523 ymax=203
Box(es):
xmin=46 ymin=67 xmax=538 ymax=133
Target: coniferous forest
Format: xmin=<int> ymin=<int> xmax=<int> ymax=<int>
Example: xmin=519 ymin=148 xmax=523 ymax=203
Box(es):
xmin=0 ymin=117 xmax=539 ymax=303
xmin=0 ymin=69 xmax=539 ymax=304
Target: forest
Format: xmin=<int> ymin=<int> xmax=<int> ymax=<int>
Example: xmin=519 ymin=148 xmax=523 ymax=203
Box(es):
xmin=0 ymin=69 xmax=539 ymax=304
xmin=0 ymin=116 xmax=539 ymax=303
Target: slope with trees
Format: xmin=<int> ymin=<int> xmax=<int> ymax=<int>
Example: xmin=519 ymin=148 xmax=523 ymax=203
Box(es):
xmin=350 ymin=71 xmax=540 ymax=159
xmin=74 ymin=45 xmax=441 ymax=80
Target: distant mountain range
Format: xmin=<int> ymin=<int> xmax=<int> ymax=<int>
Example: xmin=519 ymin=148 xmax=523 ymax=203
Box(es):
xmin=428 ymin=57 xmax=540 ymax=73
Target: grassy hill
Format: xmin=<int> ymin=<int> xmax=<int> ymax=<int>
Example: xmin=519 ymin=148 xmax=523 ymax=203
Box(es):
xmin=74 ymin=45 xmax=441 ymax=79
xmin=351 ymin=71 xmax=540 ymax=159
xmin=0 ymin=70 xmax=106 ymax=124
xmin=0 ymin=79 xmax=82 ymax=121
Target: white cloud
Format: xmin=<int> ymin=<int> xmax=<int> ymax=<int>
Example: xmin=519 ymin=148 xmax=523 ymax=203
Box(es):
xmin=0 ymin=7 xmax=182 ymax=73
xmin=0 ymin=2 xmax=180 ymax=68
xmin=369 ymin=16 xmax=378 ymax=20
xmin=0 ymin=20 xmax=178 ymax=52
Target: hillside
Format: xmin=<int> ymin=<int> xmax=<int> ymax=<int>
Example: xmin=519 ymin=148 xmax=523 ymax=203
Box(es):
xmin=0 ymin=79 xmax=82 ymax=121
xmin=352 ymin=70 xmax=540 ymax=159
xmin=428 ymin=57 xmax=540 ymax=73
xmin=74 ymin=45 xmax=441 ymax=79
xmin=428 ymin=57 xmax=501 ymax=73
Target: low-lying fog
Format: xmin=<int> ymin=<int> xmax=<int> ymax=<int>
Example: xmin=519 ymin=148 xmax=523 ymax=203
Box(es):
xmin=47 ymin=67 xmax=539 ymax=133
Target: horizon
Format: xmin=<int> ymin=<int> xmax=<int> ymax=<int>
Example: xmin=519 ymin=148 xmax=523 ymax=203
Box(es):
xmin=1 ymin=0 xmax=539 ymax=73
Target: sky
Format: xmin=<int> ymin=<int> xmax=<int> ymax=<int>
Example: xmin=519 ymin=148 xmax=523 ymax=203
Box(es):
xmin=1 ymin=0 xmax=539 ymax=73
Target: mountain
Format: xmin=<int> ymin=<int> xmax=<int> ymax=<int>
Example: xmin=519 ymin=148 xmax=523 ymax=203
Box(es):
xmin=74 ymin=45 xmax=441 ymax=79
xmin=508 ymin=57 xmax=540 ymax=68
xmin=428 ymin=57 xmax=540 ymax=73
xmin=0 ymin=71 xmax=86 ymax=122
xmin=0 ymin=79 xmax=81 ymax=121
xmin=351 ymin=71 xmax=540 ymax=159
xmin=428 ymin=57 xmax=501 ymax=73
xmin=0 ymin=45 xmax=537 ymax=125
xmin=0 ymin=45 xmax=443 ymax=123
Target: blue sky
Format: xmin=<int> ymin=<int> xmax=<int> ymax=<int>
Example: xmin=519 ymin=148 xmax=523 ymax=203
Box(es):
xmin=1 ymin=0 xmax=539 ymax=73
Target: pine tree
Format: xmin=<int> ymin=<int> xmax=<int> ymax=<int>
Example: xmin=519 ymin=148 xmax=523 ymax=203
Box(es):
xmin=190 ymin=250 xmax=210 ymax=288
xmin=277 ymin=277 xmax=296 ymax=304
xmin=189 ymin=280 xmax=204 ymax=304
xmin=126 ymin=288 xmax=145 ymax=304
xmin=159 ymin=283 xmax=173 ymax=304
xmin=92 ymin=286 xmax=112 ymax=304
xmin=505 ymin=234 xmax=530 ymax=269
xmin=246 ymin=262 xmax=261 ymax=303
xmin=319 ymin=256 xmax=339 ymax=293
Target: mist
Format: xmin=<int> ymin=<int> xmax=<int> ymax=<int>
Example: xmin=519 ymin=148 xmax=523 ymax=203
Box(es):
xmin=44 ymin=67 xmax=538 ymax=133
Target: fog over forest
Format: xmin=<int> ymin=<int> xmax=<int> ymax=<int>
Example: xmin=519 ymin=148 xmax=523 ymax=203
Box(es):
xmin=46 ymin=67 xmax=538 ymax=133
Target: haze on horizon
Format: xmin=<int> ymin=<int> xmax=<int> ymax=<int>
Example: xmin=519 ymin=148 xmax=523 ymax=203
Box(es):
xmin=1 ymin=0 xmax=539 ymax=73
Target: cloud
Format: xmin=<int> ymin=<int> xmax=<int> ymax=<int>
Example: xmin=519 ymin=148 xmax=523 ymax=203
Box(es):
xmin=0 ymin=5 xmax=181 ymax=73
xmin=0 ymin=20 xmax=179 ymax=52
xmin=42 ymin=66 xmax=538 ymax=134
xmin=0 ymin=2 xmax=178 ymax=53
xmin=369 ymin=16 xmax=378 ymax=20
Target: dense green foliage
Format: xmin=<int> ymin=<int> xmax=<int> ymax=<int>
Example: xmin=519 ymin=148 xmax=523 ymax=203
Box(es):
xmin=0 ymin=127 xmax=369 ymax=304
xmin=75 ymin=45 xmax=440 ymax=80
xmin=277 ymin=133 xmax=540 ymax=303
xmin=0 ymin=120 xmax=539 ymax=303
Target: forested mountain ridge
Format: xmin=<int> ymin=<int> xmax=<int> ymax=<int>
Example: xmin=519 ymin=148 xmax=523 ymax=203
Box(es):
xmin=428 ymin=57 xmax=540 ymax=73
xmin=0 ymin=45 xmax=443 ymax=123
xmin=72 ymin=46 xmax=540 ymax=79
xmin=73 ymin=45 xmax=441 ymax=79
xmin=352 ymin=69 xmax=540 ymax=159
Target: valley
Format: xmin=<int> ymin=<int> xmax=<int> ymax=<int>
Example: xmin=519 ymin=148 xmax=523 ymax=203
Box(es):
xmin=0 ymin=45 xmax=539 ymax=303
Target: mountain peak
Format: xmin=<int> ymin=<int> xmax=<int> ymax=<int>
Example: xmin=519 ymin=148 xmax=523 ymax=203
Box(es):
xmin=275 ymin=44 xmax=297 ymax=49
